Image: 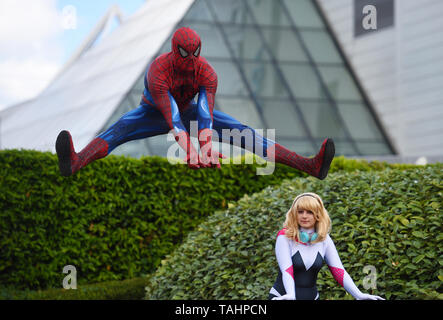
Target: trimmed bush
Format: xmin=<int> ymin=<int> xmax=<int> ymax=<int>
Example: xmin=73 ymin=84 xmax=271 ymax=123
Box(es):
xmin=0 ymin=149 xmax=326 ymax=290
xmin=0 ymin=148 xmax=426 ymax=291
xmin=0 ymin=150 xmax=295 ymax=290
xmin=144 ymin=165 xmax=443 ymax=300
xmin=0 ymin=277 xmax=150 ymax=300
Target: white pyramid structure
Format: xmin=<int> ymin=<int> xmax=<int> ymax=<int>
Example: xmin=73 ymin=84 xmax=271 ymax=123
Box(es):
xmin=0 ymin=0 xmax=195 ymax=153
xmin=0 ymin=0 xmax=395 ymax=158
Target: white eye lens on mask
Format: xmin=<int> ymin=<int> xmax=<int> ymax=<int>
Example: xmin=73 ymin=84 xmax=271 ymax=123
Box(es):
xmin=178 ymin=46 xmax=188 ymax=58
xmin=193 ymin=46 xmax=200 ymax=57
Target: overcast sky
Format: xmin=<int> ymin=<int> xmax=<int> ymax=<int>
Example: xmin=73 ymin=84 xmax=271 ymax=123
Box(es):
xmin=0 ymin=0 xmax=145 ymax=111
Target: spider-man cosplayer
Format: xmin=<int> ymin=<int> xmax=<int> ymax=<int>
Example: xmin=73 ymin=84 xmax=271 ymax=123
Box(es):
xmin=56 ymin=27 xmax=335 ymax=178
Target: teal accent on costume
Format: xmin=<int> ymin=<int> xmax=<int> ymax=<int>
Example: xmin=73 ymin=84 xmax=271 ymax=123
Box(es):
xmin=300 ymin=231 xmax=318 ymax=243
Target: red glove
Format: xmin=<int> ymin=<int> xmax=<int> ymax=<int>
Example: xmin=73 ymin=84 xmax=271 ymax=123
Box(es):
xmin=198 ymin=128 xmax=226 ymax=169
xmin=175 ymin=131 xmax=201 ymax=169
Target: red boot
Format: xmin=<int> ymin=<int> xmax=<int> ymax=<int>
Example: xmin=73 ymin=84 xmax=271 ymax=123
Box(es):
xmin=268 ymin=138 xmax=335 ymax=180
xmin=56 ymin=130 xmax=108 ymax=176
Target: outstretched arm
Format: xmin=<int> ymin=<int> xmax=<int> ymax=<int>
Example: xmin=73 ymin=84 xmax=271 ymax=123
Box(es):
xmin=273 ymin=231 xmax=296 ymax=300
xmin=324 ymin=235 xmax=384 ymax=300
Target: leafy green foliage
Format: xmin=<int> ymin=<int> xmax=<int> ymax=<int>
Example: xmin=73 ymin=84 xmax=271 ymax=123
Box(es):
xmin=0 ymin=277 xmax=150 ymax=300
xmin=0 ymin=149 xmax=300 ymax=290
xmin=144 ymin=165 xmax=443 ymax=300
xmin=1 ymin=149 xmax=336 ymax=290
xmin=1 ymin=149 xmax=434 ymax=294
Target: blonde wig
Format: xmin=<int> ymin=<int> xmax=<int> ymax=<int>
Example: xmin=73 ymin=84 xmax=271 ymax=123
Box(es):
xmin=283 ymin=192 xmax=331 ymax=243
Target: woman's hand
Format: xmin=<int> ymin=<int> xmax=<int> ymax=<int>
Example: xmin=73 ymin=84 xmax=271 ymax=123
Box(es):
xmin=357 ymin=293 xmax=385 ymax=300
xmin=272 ymin=294 xmax=295 ymax=300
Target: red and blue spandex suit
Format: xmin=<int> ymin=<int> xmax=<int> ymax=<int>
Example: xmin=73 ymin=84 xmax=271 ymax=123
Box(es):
xmin=55 ymin=27 xmax=335 ymax=178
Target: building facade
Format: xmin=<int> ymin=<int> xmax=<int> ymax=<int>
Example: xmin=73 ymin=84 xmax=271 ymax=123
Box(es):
xmin=100 ymin=0 xmax=394 ymax=158
xmin=317 ymin=0 xmax=443 ymax=157
xmin=1 ymin=0 xmax=441 ymax=162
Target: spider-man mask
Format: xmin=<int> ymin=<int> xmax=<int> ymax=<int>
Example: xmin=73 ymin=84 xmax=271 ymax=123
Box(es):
xmin=171 ymin=27 xmax=201 ymax=73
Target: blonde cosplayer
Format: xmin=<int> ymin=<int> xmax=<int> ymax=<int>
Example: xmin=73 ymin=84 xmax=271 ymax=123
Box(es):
xmin=269 ymin=192 xmax=384 ymax=300
xmin=283 ymin=192 xmax=331 ymax=244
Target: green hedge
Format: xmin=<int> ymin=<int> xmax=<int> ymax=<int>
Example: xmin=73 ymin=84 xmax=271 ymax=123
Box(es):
xmin=0 ymin=277 xmax=150 ymax=300
xmin=0 ymin=148 xmax=425 ymax=291
xmin=0 ymin=150 xmax=292 ymax=290
xmin=1 ymin=149 xmax=334 ymax=290
xmin=144 ymin=165 xmax=443 ymax=300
